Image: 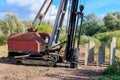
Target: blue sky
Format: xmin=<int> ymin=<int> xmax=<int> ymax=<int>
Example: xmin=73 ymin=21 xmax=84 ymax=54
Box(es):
xmin=0 ymin=0 xmax=120 ymax=21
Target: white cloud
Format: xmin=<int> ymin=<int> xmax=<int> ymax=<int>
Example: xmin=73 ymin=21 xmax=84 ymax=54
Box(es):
xmin=7 ymin=0 xmax=58 ymax=24
xmin=29 ymin=1 xmax=59 ymax=24
xmin=44 ymin=5 xmax=58 ymax=22
xmin=7 ymin=0 xmax=43 ymax=7
xmin=5 ymin=0 xmax=71 ymax=25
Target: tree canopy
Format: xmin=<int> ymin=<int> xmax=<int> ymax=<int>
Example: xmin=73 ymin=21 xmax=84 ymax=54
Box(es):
xmin=104 ymin=12 xmax=120 ymax=31
xmin=82 ymin=12 xmax=120 ymax=36
xmin=0 ymin=13 xmax=29 ymax=36
xmin=37 ymin=21 xmax=52 ymax=34
xmin=0 ymin=12 xmax=120 ymax=45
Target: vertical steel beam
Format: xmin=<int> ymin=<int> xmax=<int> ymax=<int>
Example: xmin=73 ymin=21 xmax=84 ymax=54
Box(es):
xmin=65 ymin=0 xmax=79 ymax=61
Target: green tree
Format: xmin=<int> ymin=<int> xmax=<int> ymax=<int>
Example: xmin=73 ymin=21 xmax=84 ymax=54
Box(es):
xmin=104 ymin=12 xmax=120 ymax=31
xmin=0 ymin=13 xmax=32 ymax=45
xmin=21 ymin=20 xmax=32 ymax=32
xmin=2 ymin=13 xmax=24 ymax=36
xmin=82 ymin=13 xmax=105 ymax=36
xmin=0 ymin=20 xmax=3 ymax=36
xmin=4 ymin=13 xmax=17 ymax=34
xmin=1 ymin=21 xmax=9 ymax=36
xmin=14 ymin=18 xmax=24 ymax=33
xmin=37 ymin=21 xmax=52 ymax=34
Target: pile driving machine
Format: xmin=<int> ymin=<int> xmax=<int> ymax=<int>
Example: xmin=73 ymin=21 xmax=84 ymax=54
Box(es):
xmin=8 ymin=0 xmax=84 ymax=68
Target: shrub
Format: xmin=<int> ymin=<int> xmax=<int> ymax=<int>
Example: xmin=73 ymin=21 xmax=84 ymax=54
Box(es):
xmin=92 ymin=58 xmax=120 ymax=80
xmin=37 ymin=22 xmax=52 ymax=34
xmin=80 ymin=35 xmax=101 ymax=46
xmin=0 ymin=36 xmax=7 ymax=46
xmin=103 ymin=58 xmax=120 ymax=75
xmin=59 ymin=33 xmax=66 ymax=43
xmin=80 ymin=35 xmax=89 ymax=45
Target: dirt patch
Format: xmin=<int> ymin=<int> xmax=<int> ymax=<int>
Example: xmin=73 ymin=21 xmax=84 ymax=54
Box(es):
xmin=0 ymin=63 xmax=104 ymax=80
xmin=0 ymin=57 xmax=106 ymax=80
xmin=0 ymin=45 xmax=106 ymax=80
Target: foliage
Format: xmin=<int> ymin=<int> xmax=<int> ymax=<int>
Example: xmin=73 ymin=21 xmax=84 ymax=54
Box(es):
xmin=93 ymin=58 xmax=120 ymax=80
xmin=94 ymin=30 xmax=120 ymax=49
xmin=3 ymin=13 xmax=24 ymax=35
xmin=0 ymin=13 xmax=32 ymax=45
xmin=37 ymin=22 xmax=52 ymax=34
xmin=59 ymin=28 xmax=67 ymax=43
xmin=82 ymin=13 xmax=105 ymax=36
xmin=82 ymin=12 xmax=120 ymax=36
xmin=21 ymin=20 xmax=32 ymax=32
xmin=1 ymin=12 xmax=120 ymax=45
xmin=0 ymin=36 xmax=7 ymax=46
xmin=92 ymin=75 xmax=120 ymax=80
xmin=80 ymin=35 xmax=101 ymax=46
xmin=80 ymin=35 xmax=89 ymax=45
xmin=104 ymin=12 xmax=120 ymax=31
xmin=0 ymin=13 xmax=30 ymax=37
xmin=103 ymin=58 xmax=120 ymax=75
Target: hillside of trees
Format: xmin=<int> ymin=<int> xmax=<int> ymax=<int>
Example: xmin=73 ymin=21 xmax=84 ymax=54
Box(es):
xmin=82 ymin=12 xmax=120 ymax=36
xmin=0 ymin=12 xmax=120 ymax=46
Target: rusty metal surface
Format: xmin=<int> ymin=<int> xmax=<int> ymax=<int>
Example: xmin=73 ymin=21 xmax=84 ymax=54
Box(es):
xmin=8 ymin=32 xmax=49 ymax=53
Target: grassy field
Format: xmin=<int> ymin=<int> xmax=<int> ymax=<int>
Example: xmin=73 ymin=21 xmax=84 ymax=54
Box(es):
xmin=93 ymin=75 xmax=120 ymax=80
xmin=105 ymin=48 xmax=120 ymax=59
xmin=0 ymin=45 xmax=8 ymax=57
xmin=92 ymin=60 xmax=120 ymax=80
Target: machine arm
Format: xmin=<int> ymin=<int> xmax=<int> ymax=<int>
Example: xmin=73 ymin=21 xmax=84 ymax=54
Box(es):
xmin=32 ymin=0 xmax=53 ymax=25
xmin=48 ymin=0 xmax=68 ymax=48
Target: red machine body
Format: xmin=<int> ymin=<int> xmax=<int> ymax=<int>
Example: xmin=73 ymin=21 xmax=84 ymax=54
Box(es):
xmin=8 ymin=32 xmax=50 ymax=54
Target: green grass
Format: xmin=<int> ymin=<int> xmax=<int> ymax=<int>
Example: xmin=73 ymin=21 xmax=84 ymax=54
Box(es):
xmin=93 ymin=75 xmax=120 ymax=80
xmin=80 ymin=35 xmax=101 ymax=46
xmin=105 ymin=47 xmax=120 ymax=59
xmin=0 ymin=45 xmax=8 ymax=57
xmin=94 ymin=30 xmax=120 ymax=49
xmin=93 ymin=58 xmax=120 ymax=80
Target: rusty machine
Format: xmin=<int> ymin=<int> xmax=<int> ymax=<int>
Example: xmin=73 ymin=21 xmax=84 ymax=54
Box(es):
xmin=8 ymin=0 xmax=84 ymax=68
